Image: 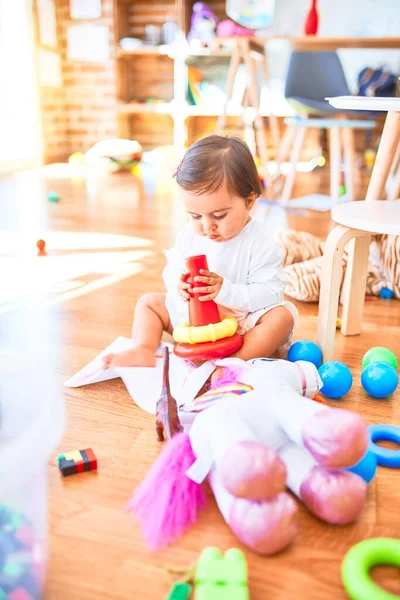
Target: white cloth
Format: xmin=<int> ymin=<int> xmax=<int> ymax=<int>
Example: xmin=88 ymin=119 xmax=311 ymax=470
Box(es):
xmin=163 ymin=219 xmax=297 ymax=336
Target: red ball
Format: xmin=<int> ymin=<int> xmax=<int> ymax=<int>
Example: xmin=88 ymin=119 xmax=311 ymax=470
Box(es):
xmin=36 ymin=239 xmax=46 ymax=252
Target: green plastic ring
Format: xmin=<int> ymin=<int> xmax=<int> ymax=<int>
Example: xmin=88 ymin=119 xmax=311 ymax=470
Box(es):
xmin=342 ymin=538 xmax=400 ymax=600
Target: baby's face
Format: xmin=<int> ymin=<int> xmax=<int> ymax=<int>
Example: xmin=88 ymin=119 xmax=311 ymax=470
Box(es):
xmin=178 ymin=185 xmax=256 ymax=242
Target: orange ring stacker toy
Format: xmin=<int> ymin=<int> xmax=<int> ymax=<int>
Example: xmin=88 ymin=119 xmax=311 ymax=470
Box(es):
xmin=173 ymin=254 xmax=243 ymax=360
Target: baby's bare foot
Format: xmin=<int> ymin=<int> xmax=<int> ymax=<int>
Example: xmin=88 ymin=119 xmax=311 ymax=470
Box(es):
xmin=102 ymin=347 xmax=156 ymax=369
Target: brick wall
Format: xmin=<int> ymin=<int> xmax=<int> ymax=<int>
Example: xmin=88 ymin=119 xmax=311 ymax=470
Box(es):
xmin=37 ymin=0 xmax=118 ymax=163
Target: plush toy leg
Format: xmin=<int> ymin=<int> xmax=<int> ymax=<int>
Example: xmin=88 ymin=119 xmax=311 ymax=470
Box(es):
xmin=219 ymin=440 xmax=287 ymax=500
xmin=279 ymin=442 xmax=367 ymax=525
xmin=189 ymin=402 xmax=288 ymax=501
xmin=260 ymin=383 xmax=368 ymax=468
xmin=209 ymin=468 xmax=298 ymax=556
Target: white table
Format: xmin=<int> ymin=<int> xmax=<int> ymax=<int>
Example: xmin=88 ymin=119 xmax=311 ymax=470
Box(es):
xmin=328 ymin=96 xmax=400 ymax=112
xmin=332 ymin=200 xmax=400 ymax=235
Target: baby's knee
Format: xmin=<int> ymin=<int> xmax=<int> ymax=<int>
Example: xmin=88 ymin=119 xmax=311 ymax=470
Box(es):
xmin=137 ymin=292 xmax=165 ymax=310
xmin=278 ymin=306 xmax=295 ymax=330
xmin=260 ymin=306 xmax=294 ymax=330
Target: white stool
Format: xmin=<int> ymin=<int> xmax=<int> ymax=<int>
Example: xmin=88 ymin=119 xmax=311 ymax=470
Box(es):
xmin=317 ymin=96 xmax=400 ymax=361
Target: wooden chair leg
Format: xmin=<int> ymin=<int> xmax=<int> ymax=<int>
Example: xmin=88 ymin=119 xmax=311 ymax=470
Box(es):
xmin=317 ymin=225 xmax=366 ymax=361
xmin=386 ymin=142 xmax=400 ymax=201
xmin=329 ymin=127 xmax=341 ymax=206
xmin=241 ymin=40 xmax=272 ymax=192
xmin=280 ymin=126 xmax=306 ymax=205
xmin=341 ymin=128 xmax=356 ymax=201
xmin=216 ymin=42 xmax=241 ymax=134
xmin=365 ymin=111 xmax=400 ymax=202
xmin=261 ymin=52 xmax=280 ymax=156
xmin=276 ymin=123 xmax=296 ymax=173
xmin=340 ymin=234 xmax=371 ymax=336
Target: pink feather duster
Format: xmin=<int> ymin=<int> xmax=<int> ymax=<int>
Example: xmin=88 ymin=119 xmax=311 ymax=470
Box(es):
xmin=127 ymin=432 xmax=207 ymax=549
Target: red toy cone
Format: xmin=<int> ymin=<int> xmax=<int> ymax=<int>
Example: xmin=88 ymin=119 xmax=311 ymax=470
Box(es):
xmin=185 ymin=255 xmax=220 ymax=326
xmin=174 ymin=254 xmax=243 ymax=360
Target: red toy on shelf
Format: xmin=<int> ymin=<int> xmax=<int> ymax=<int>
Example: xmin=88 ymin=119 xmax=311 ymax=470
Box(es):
xmin=173 ymin=255 xmax=243 ymax=360
xmin=304 ymin=0 xmax=319 ymax=36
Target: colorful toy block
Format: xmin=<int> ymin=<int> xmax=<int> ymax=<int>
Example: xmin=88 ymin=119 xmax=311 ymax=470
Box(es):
xmin=57 ymin=448 xmax=97 ymax=477
xmin=194 ymin=547 xmax=249 ymax=600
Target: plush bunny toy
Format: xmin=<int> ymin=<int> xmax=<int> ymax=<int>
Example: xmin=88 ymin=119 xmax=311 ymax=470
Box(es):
xmin=130 ymin=356 xmax=369 ymax=555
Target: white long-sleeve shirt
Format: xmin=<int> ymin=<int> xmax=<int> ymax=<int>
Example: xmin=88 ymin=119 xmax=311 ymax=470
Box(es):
xmin=163 ymin=219 xmax=288 ymax=333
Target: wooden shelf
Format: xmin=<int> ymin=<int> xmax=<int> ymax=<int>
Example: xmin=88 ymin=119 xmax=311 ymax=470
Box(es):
xmin=116 ymin=46 xmax=173 ymax=58
xmin=117 ymin=102 xmax=286 ymax=119
xmin=116 ymin=46 xmax=232 ymax=59
xmin=117 ymin=102 xmax=173 ymax=115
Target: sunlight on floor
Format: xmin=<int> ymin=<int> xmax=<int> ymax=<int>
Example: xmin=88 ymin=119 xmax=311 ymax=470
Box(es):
xmin=0 ymin=231 xmax=155 ymax=313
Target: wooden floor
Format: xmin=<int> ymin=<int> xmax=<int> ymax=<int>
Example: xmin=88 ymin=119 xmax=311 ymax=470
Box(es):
xmin=1 ymin=160 xmax=400 ymax=599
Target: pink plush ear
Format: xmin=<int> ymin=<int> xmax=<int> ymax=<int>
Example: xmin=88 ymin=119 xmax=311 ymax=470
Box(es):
xmin=127 ymin=432 xmax=206 ymax=549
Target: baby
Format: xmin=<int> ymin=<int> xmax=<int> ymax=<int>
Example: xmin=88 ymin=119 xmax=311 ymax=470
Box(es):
xmin=103 ymin=134 xmax=297 ymax=369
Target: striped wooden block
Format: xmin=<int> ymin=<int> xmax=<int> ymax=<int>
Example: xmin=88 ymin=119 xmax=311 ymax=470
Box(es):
xmin=57 ymin=448 xmax=98 ymax=477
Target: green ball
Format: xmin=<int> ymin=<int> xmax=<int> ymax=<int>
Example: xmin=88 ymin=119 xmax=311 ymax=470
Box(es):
xmin=339 ymin=184 xmax=347 ymax=196
xmin=362 ymin=347 xmax=398 ymax=370
xmin=47 ymin=191 xmax=60 ymax=202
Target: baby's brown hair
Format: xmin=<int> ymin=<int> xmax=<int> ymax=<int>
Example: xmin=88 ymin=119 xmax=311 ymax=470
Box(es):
xmin=175 ymin=134 xmax=262 ymax=200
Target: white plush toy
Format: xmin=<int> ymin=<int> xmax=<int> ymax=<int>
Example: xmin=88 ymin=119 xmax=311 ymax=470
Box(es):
xmin=130 ymin=354 xmax=369 ymax=555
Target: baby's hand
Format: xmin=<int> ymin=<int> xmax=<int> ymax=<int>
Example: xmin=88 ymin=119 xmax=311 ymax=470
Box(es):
xmin=192 ymin=269 xmax=223 ymax=301
xmin=178 ymin=273 xmax=191 ymax=302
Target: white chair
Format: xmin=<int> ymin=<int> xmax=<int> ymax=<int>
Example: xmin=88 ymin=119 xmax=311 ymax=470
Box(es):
xmin=317 ymin=97 xmax=400 ymax=361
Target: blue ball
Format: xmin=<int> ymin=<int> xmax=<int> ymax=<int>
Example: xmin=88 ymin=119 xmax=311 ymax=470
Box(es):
xmin=361 ymin=361 xmax=399 ymax=398
xmin=379 ymin=287 xmax=394 ymax=299
xmin=318 ymin=361 xmax=353 ymax=399
xmin=287 ymin=340 xmax=322 ymax=368
xmin=346 ymin=448 xmax=377 ymax=483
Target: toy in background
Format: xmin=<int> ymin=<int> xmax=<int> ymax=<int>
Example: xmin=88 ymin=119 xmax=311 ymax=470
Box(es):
xmin=84 ymin=139 xmax=143 ymax=174
xmin=361 ymin=346 xmax=399 ymax=399
xmin=277 ymin=229 xmax=400 ymax=303
xmin=0 ymin=506 xmax=43 ymax=599
xmin=57 ymin=448 xmax=98 ymax=477
xmin=216 ymin=19 xmax=254 ymax=36
xmin=47 ymin=191 xmax=60 ymax=203
xmin=304 ymin=0 xmax=319 ymax=35
xmin=188 ymin=2 xmax=218 ymax=45
xmin=194 ymin=547 xmax=249 ymax=599
xmin=36 ymin=239 xmax=47 ymax=256
xmin=172 ymin=255 xmax=243 ymax=360
xmin=342 ymin=538 xmax=400 ymax=600
xmin=288 ymin=340 xmax=353 ymax=399
xmin=288 ymin=340 xmax=398 ymax=401
xmin=130 ymin=354 xmax=370 ymax=555
xmin=225 ymin=0 xmax=275 ymax=30
xmin=166 ymin=546 xmax=249 ymax=600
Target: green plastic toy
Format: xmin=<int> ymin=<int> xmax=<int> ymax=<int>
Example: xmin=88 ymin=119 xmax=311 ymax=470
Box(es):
xmin=194 ymin=547 xmax=249 ymax=600
xmin=166 ymin=581 xmax=192 ymax=599
xmin=47 ymin=191 xmax=60 ymax=202
xmin=362 ymin=347 xmax=398 ymax=370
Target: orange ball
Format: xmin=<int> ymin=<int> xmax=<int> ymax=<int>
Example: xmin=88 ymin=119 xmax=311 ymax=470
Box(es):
xmin=36 ymin=239 xmax=46 ymax=252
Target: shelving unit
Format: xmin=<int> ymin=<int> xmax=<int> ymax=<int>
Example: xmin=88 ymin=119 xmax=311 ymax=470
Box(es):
xmin=114 ymin=0 xmax=253 ymax=150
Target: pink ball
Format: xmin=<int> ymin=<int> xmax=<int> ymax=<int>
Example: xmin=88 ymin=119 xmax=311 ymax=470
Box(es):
xmin=219 ymin=441 xmax=287 ymax=500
